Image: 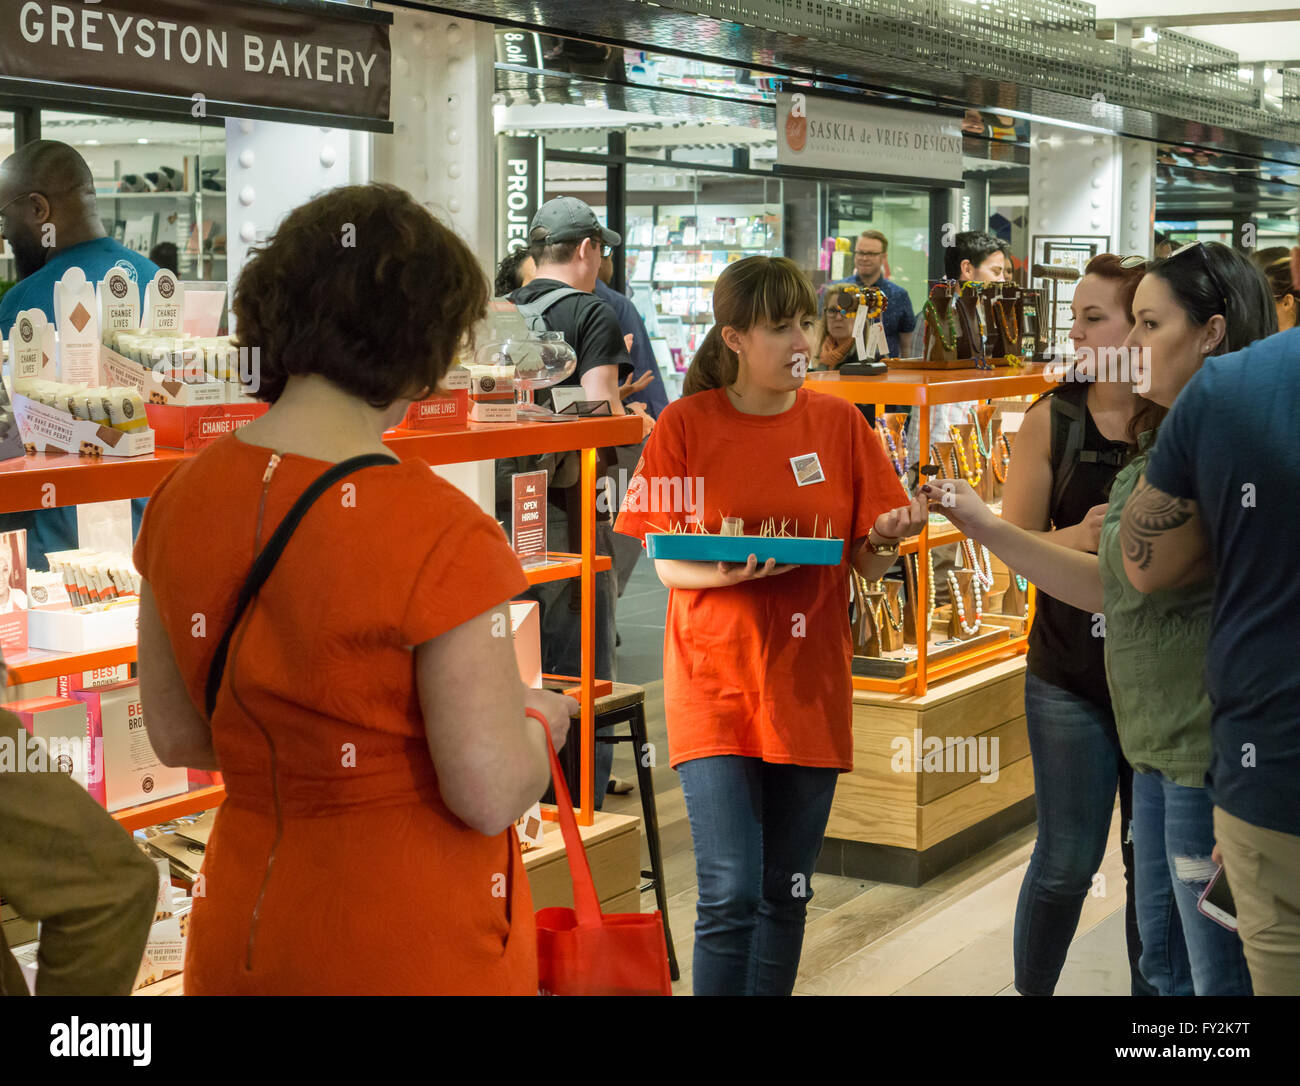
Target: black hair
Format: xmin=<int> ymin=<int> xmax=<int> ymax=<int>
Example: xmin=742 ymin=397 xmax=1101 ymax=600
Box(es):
xmin=494 ymin=247 xmax=531 ymax=297
xmin=944 ymin=230 xmax=1003 ymax=280
xmin=1146 ymin=242 xmax=1277 ymax=357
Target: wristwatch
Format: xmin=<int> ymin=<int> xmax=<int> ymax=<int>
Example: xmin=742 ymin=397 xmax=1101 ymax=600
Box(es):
xmin=866 ymin=530 xmax=900 ymax=557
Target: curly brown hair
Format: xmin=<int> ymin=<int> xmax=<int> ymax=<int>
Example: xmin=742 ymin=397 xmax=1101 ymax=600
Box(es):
xmin=232 ymin=184 xmax=488 ymax=407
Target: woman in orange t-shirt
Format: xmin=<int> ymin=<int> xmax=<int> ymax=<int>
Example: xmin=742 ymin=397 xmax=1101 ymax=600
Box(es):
xmin=133 ymin=184 xmax=577 ymax=995
xmin=615 ymin=258 xmax=928 ymax=995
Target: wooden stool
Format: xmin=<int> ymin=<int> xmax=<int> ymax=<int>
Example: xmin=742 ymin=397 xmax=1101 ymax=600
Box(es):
xmin=556 ymin=682 xmax=679 ymax=982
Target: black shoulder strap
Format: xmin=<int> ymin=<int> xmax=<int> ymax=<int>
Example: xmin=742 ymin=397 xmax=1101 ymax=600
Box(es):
xmin=1049 ymin=386 xmax=1087 ymax=518
xmin=204 ymin=453 xmax=398 ymax=717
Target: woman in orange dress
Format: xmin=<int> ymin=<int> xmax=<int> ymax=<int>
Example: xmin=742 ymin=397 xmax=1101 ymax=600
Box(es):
xmin=134 ymin=184 xmax=576 ymax=995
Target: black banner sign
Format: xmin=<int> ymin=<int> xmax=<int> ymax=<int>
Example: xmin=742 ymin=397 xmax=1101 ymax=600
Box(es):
xmin=497 ymin=133 xmax=544 ymax=262
xmin=0 ymin=0 xmax=391 ymax=123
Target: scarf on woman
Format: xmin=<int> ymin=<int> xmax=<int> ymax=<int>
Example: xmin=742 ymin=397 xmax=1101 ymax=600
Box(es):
xmin=817 ymin=333 xmax=854 ymax=371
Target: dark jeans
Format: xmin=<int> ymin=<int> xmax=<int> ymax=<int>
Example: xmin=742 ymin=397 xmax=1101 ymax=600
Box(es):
xmin=1132 ymin=771 xmax=1253 ymax=996
xmin=677 ymin=755 xmax=839 ymax=996
xmin=518 ymin=508 xmax=618 ymax=810
xmin=1015 ymin=673 xmax=1154 ymax=996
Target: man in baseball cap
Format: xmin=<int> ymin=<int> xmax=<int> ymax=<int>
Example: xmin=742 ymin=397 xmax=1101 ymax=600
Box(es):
xmin=527 ymin=195 xmax=622 ymax=255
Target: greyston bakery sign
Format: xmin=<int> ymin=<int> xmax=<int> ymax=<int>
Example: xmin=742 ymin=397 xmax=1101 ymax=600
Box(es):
xmin=0 ymin=0 xmax=391 ymax=123
xmin=776 ymin=91 xmax=963 ymax=184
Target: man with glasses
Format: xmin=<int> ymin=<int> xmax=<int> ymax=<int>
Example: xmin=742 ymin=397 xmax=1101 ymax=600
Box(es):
xmin=832 ymin=230 xmax=916 ymax=358
xmin=0 ymin=141 xmax=158 ymax=567
xmin=500 ymin=196 xmax=635 ymax=807
xmin=0 ymin=140 xmax=158 ymax=341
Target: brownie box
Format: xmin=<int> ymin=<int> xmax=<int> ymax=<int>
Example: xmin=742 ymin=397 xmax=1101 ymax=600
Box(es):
xmin=144 ymin=401 xmax=269 ymax=450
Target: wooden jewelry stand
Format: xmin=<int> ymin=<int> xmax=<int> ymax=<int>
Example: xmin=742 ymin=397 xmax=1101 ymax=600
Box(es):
xmin=980 ymin=283 xmax=1007 ymax=359
xmin=917 ymin=282 xmax=962 ymax=368
xmin=876 ymin=579 xmax=906 ymax=652
xmin=955 ymin=282 xmax=989 ymax=368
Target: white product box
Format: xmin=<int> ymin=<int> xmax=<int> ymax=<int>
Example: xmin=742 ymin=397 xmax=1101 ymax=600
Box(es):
xmin=27 ymin=602 xmax=139 ymax=653
xmin=72 ymin=681 xmax=186 ymax=813
xmin=509 ymin=600 xmax=541 ymax=689
xmin=100 ymin=345 xmax=224 ymax=406
xmin=4 ymin=695 xmax=96 ymax=799
xmin=11 ymin=394 xmax=156 ymax=458
xmin=5 ymin=309 xmax=56 ymax=382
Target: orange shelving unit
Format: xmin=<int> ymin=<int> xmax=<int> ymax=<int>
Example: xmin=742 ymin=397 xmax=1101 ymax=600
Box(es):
xmin=2 ymin=413 xmax=640 ymax=831
xmin=806 ymin=365 xmax=1055 ymax=696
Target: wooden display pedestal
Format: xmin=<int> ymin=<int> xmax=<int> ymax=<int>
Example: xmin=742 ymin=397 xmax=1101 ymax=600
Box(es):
xmin=818 ymin=658 xmax=1034 ymax=887
xmin=524 ymin=810 xmax=642 ymax=913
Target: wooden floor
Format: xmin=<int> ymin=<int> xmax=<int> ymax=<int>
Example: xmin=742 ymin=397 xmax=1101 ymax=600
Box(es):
xmin=608 ymin=562 xmax=1133 ymax=997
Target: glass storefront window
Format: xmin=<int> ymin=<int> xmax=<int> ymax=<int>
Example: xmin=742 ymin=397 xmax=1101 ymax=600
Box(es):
xmin=41 ymin=110 xmax=226 ymax=281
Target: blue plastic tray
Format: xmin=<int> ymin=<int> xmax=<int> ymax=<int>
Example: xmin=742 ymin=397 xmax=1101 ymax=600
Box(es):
xmin=645 ymin=533 xmax=844 ymax=566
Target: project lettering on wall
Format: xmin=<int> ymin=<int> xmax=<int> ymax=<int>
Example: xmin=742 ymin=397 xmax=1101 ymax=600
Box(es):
xmin=0 ymin=0 xmax=392 ymax=121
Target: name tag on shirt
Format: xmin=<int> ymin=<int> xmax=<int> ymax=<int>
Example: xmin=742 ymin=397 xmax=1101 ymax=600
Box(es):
xmin=790 ymin=452 xmax=825 ymax=487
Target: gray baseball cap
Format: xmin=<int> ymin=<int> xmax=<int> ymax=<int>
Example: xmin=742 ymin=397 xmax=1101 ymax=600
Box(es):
xmin=527 ymin=196 xmax=621 ymax=248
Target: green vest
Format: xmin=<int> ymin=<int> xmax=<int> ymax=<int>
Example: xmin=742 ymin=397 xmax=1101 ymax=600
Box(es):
xmin=1097 ymin=435 xmax=1214 ymax=787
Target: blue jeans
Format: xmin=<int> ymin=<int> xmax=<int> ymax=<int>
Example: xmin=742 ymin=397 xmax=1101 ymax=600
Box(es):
xmin=677 ymin=755 xmax=839 ymax=996
xmin=1015 ymin=673 xmax=1152 ymax=995
xmin=520 ymin=513 xmax=618 ymax=809
xmin=1131 ymin=770 xmax=1253 ymax=995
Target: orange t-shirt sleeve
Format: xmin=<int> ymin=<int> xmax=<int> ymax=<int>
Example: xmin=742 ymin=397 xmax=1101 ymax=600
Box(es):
xmin=400 ymin=498 xmax=529 ymax=646
xmin=614 ymin=405 xmax=688 ymax=544
xmin=851 ymin=409 xmax=910 ymax=544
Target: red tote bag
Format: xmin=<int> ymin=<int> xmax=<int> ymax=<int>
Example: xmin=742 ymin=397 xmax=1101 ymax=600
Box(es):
xmin=526 ymin=709 xmax=673 ymax=996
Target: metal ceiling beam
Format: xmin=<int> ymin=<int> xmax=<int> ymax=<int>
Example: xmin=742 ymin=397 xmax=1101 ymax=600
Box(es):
xmin=394 ymin=0 xmax=1300 ymax=168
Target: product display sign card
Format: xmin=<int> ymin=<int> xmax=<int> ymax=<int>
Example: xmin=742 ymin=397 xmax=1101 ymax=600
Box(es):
xmin=0 ymin=364 xmax=25 ymax=464
xmin=0 ymin=529 xmax=28 ymax=657
xmin=512 ymin=470 xmax=548 ymax=566
xmin=144 ymin=270 xmax=184 ymax=335
xmin=52 ymin=267 xmax=99 ymax=384
xmin=6 ymin=308 xmax=56 ymax=384
xmin=97 ymin=268 xmax=140 ymax=336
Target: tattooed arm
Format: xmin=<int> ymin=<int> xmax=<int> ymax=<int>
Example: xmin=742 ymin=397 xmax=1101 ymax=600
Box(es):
xmin=1120 ymin=474 xmax=1212 ymax=593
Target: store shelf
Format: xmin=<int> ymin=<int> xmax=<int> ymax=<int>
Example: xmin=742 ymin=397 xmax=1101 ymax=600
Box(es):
xmin=112 ymin=783 xmax=225 ymax=833
xmin=4 ymin=643 xmax=137 ymax=685
xmin=0 ymin=416 xmax=642 ymax=514
xmin=96 ymin=191 xmax=201 ymax=200
xmin=0 ymin=448 xmax=195 ymax=513
xmin=523 ymin=553 xmax=612 ymax=585
xmin=805 ymin=364 xmax=1055 ymax=407
xmin=383 ymin=415 xmax=641 ymax=468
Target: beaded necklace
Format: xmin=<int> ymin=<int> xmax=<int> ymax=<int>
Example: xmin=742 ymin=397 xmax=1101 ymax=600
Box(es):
xmin=961 ymin=539 xmax=995 ymax=591
xmin=948 ymin=425 xmax=983 ymax=486
xmin=878 ymin=420 xmax=907 ymax=476
xmin=994 ymin=296 xmax=1020 ymax=345
xmin=947 ymin=570 xmax=983 ymax=635
xmin=992 ymin=428 xmax=1010 ymax=483
xmin=875 ymin=580 xmax=905 ymax=630
xmin=967 ymin=406 xmax=994 ymax=458
xmin=923 ymin=296 xmax=958 ymax=353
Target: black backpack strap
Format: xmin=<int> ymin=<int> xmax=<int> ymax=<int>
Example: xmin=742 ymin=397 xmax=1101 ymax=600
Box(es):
xmin=1049 ymin=385 xmax=1087 ymax=520
xmin=204 ymin=452 xmax=398 ymax=717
